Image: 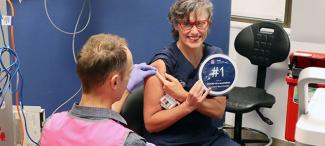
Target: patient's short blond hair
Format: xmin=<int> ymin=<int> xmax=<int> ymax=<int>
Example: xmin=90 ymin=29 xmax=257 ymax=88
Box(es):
xmin=76 ymin=33 xmax=128 ymax=93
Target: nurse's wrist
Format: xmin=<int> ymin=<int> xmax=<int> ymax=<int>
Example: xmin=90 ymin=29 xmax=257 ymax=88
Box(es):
xmin=179 ymin=90 xmax=189 ymax=102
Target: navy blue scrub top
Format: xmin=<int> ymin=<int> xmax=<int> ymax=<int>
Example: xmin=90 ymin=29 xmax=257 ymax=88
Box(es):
xmin=144 ymin=42 xmax=224 ymax=145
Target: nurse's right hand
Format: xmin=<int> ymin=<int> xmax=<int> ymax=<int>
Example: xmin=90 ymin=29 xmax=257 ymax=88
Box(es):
xmin=183 ymin=80 xmax=210 ymax=110
xmin=156 ymin=72 xmax=187 ymax=102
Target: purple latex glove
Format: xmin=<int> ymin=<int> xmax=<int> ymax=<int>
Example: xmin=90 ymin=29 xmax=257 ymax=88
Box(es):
xmin=127 ymin=63 xmax=156 ymax=92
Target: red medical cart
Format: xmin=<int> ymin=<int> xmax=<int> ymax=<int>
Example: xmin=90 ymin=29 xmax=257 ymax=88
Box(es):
xmin=285 ymin=51 xmax=325 ymax=142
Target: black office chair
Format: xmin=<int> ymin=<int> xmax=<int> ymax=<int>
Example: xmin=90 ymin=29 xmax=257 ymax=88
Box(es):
xmin=225 ymin=22 xmax=290 ymax=145
xmin=120 ymin=85 xmax=145 ymax=136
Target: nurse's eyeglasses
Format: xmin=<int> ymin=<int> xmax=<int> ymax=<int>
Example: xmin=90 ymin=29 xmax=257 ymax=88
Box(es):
xmin=178 ymin=20 xmax=210 ymax=31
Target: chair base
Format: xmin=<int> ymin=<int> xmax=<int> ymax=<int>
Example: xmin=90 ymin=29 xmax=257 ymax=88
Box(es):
xmin=223 ymin=126 xmax=272 ymax=146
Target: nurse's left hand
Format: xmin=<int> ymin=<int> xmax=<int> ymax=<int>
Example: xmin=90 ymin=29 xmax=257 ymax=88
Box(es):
xmin=184 ymin=80 xmax=210 ymax=110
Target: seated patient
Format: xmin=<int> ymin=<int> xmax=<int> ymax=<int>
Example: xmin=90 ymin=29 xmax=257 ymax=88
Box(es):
xmin=40 ymin=33 xmax=156 ymax=146
xmin=143 ymin=0 xmax=239 ymax=145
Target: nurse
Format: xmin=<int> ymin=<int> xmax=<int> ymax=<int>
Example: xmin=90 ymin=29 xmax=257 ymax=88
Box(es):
xmin=143 ymin=0 xmax=239 ymax=145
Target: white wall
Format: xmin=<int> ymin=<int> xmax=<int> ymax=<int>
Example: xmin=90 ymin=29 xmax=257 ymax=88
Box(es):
xmin=290 ymin=0 xmax=325 ymax=44
xmin=226 ymin=0 xmax=325 ymax=140
xmin=232 ymin=0 xmax=286 ymax=21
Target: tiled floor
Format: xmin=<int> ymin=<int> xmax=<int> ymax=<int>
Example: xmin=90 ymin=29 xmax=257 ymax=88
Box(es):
xmin=223 ymin=127 xmax=294 ymax=146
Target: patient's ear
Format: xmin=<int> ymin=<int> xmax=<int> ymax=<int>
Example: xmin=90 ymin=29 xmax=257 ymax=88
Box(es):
xmin=110 ymin=73 xmax=120 ymax=90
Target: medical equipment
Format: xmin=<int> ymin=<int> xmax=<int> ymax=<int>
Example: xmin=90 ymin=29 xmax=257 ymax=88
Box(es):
xmin=0 ymin=1 xmax=41 ymax=145
xmin=295 ymin=67 xmax=325 ymax=146
xmin=285 ymin=51 xmax=325 ymax=142
xmin=0 ymin=91 xmax=15 ymax=146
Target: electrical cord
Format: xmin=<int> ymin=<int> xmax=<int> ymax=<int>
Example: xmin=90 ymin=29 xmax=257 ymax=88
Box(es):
xmin=49 ymin=0 xmax=88 ymax=117
xmin=72 ymin=0 xmax=91 ymax=63
xmin=12 ymin=52 xmax=40 ymax=146
xmin=1 ymin=57 xmax=38 ymax=146
xmin=0 ymin=48 xmax=32 ymax=146
xmin=1 ymin=1 xmax=26 ymax=145
xmin=0 ymin=48 xmax=19 ymax=108
xmin=0 ymin=47 xmax=28 ymax=145
xmin=18 ymin=73 xmax=40 ymax=146
xmin=21 ymin=106 xmax=40 ymax=146
xmin=1 ymin=1 xmax=89 ymax=145
xmin=0 ymin=56 xmax=9 ymax=108
xmin=51 ymin=86 xmax=81 ymax=116
xmin=44 ymin=0 xmax=91 ymax=35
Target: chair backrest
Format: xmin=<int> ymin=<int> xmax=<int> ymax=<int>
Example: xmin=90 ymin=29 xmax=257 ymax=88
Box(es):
xmin=120 ymin=85 xmax=145 ymax=136
xmin=235 ymin=22 xmax=290 ymax=88
xmin=235 ymin=22 xmax=290 ymax=67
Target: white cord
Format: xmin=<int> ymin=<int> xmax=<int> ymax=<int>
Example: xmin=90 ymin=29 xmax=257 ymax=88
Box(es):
xmin=43 ymin=86 xmax=81 ymax=144
xmin=51 ymin=86 xmax=81 ymax=116
xmin=44 ymin=0 xmax=91 ymax=35
xmin=49 ymin=0 xmax=91 ymax=117
xmin=72 ymin=0 xmax=91 ymax=63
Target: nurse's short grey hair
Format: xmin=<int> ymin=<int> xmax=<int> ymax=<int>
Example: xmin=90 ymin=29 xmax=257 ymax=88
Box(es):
xmin=168 ymin=0 xmax=213 ymax=39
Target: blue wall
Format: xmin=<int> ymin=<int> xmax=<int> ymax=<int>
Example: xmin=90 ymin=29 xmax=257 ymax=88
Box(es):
xmin=12 ymin=0 xmax=231 ymax=116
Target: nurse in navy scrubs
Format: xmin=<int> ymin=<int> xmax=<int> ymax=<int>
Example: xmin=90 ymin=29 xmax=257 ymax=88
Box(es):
xmin=143 ymin=0 xmax=239 ymax=145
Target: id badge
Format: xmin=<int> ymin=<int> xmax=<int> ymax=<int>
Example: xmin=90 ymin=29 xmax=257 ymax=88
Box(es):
xmin=160 ymin=94 xmax=179 ymax=109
